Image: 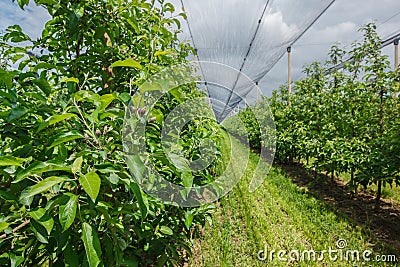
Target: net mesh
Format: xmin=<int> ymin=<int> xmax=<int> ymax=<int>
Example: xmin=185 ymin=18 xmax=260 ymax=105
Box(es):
xmin=167 ymin=0 xmax=335 ymax=121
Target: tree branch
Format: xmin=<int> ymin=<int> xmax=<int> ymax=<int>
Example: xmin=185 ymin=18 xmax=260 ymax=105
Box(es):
xmin=0 ymin=220 xmax=30 ymax=240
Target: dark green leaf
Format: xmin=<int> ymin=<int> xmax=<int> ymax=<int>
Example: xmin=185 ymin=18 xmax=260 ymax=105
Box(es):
xmin=49 ymin=131 xmax=84 ymax=149
xmin=0 ymin=189 xmax=18 ymax=202
xmin=7 ymin=106 xmax=27 ymax=123
xmin=64 ymin=244 xmax=79 ymax=267
xmin=21 ymin=176 xmax=66 ymax=199
xmin=81 ymin=223 xmax=102 ymax=267
xmin=118 ymin=92 xmax=131 ymax=104
xmin=29 ymin=208 xmax=54 ymax=235
xmin=129 ymin=181 xmax=148 ymax=219
xmin=14 ymin=161 xmax=71 ymax=183
xmin=59 ymin=193 xmax=78 ymax=231
xmin=37 ymin=113 xmax=77 ymax=132
xmin=32 ymin=78 xmax=51 ymax=96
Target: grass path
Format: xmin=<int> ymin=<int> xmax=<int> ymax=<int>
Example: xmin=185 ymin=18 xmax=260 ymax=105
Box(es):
xmin=188 ymin=135 xmax=397 ymax=266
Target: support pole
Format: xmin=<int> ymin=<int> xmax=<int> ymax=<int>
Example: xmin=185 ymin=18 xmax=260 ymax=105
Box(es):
xmin=395 ymin=39 xmax=399 ymax=98
xmin=287 ymin=46 xmax=292 ymax=95
xmin=256 ymin=82 xmax=259 ymax=103
xmin=395 ymin=39 xmax=399 ymax=70
xmin=194 ymin=48 xmax=199 ymax=62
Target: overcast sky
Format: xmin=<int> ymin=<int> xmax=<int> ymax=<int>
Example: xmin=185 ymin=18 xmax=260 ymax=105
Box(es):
xmin=0 ymin=0 xmax=399 ymax=97
xmin=260 ymin=0 xmax=400 ymax=96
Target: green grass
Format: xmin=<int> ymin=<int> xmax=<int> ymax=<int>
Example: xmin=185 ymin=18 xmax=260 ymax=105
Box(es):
xmin=189 ymin=136 xmax=398 ymax=266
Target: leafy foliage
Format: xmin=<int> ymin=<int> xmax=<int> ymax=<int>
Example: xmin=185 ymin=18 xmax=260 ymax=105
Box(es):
xmin=0 ymin=0 xmax=222 ymax=266
xmin=234 ymin=23 xmax=400 ymax=202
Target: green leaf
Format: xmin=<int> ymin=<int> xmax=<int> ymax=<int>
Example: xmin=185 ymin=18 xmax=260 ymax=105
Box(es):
xmin=37 ymin=113 xmax=77 ymax=132
xmin=81 ymin=223 xmax=102 ymax=267
xmin=0 ymin=69 xmax=16 ymax=89
xmin=9 ymin=253 xmax=24 ymax=267
xmin=0 ymin=222 xmax=9 ymax=232
xmin=169 ymin=88 xmax=185 ymax=103
xmin=139 ymin=82 xmax=162 ymax=94
xmin=0 ymin=189 xmax=18 ymax=202
xmin=7 ymin=106 xmax=27 ymax=123
xmin=126 ymin=155 xmax=145 ymax=183
xmin=59 ymin=193 xmax=78 ymax=231
xmin=32 ymin=78 xmax=51 ymax=96
xmin=79 ymin=172 xmax=101 ymax=202
xmin=182 ymin=171 xmax=193 ymax=188
xmin=129 ymin=181 xmax=148 ymax=219
xmin=110 ymin=58 xmax=142 ymax=69
xmin=0 ymin=156 xmax=25 ymax=166
xmin=30 ymin=220 xmax=49 ymax=243
xmin=125 ymin=17 xmax=140 ymax=34
xmin=18 ymin=71 xmax=37 ymax=83
xmin=118 ymin=92 xmax=131 ymax=104
xmin=107 ymin=173 xmax=119 ymax=185
xmin=74 ymin=90 xmax=99 ymax=103
xmin=168 ymin=153 xmax=190 ymax=172
xmin=64 ymin=244 xmax=79 ymax=267
xmin=60 ymin=77 xmax=79 ymax=84
xmin=36 ymin=0 xmax=58 ymax=5
xmin=71 ymin=156 xmax=83 ymax=174
xmin=29 ymin=208 xmax=54 ymax=235
xmin=34 ymin=62 xmax=55 ymax=72
xmin=163 ymin=2 xmax=175 ymax=13
xmin=5 ymin=24 xmax=30 ymax=42
xmin=25 ymin=92 xmax=47 ymax=103
xmin=184 ymin=212 xmax=194 ymax=229
xmin=21 ymin=176 xmax=66 ymax=199
xmin=159 ymin=225 xmax=173 ymax=236
xmin=19 ymin=189 xmax=34 ymax=206
xmin=14 ymin=161 xmax=71 ymax=183
xmin=150 ymin=109 xmax=164 ymax=123
xmin=14 ymin=0 xmax=29 ymax=9
xmin=49 ymin=131 xmax=84 ymax=149
xmin=97 ymin=94 xmax=115 ymax=111
xmin=154 ymin=50 xmax=171 ymax=57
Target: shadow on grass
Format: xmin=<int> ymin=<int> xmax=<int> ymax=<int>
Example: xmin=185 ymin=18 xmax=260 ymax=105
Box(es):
xmin=278 ymin=162 xmax=400 ymax=255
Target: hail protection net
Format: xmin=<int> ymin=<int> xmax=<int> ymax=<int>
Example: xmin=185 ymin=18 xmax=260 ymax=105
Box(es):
xmin=167 ymin=0 xmax=334 ymax=122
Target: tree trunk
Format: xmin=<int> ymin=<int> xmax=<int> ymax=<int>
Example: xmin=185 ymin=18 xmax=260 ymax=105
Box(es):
xmin=375 ymin=88 xmax=384 ymax=209
xmin=375 ymin=179 xmax=382 ymax=209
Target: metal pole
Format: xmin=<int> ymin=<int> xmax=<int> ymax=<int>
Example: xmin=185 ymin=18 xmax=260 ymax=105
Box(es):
xmin=395 ymin=39 xmax=399 ymax=70
xmin=194 ymin=48 xmax=199 ymax=62
xmin=287 ymin=46 xmax=292 ymax=95
xmin=256 ymin=82 xmax=259 ymax=103
xmin=395 ymin=39 xmax=399 ymax=98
